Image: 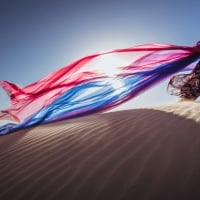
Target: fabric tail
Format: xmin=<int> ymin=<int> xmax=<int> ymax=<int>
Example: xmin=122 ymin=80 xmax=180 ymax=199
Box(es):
xmin=0 ymin=80 xmax=24 ymax=102
xmin=0 ymin=81 xmax=24 ymax=121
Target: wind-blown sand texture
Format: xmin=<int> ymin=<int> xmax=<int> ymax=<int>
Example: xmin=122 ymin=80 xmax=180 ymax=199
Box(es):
xmin=0 ymin=101 xmax=200 ymax=200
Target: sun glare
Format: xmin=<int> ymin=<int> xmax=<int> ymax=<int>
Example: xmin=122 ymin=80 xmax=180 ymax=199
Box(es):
xmin=108 ymin=77 xmax=125 ymax=95
xmin=86 ymin=53 xmax=132 ymax=77
xmin=97 ymin=54 xmax=126 ymax=77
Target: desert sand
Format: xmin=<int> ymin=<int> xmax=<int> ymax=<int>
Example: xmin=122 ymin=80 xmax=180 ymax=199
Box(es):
xmin=0 ymin=101 xmax=200 ymax=200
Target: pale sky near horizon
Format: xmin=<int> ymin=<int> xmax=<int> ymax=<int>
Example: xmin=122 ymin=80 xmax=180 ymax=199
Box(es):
xmin=0 ymin=0 xmax=200 ymax=120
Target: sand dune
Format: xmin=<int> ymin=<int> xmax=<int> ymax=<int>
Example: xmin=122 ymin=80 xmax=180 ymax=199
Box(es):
xmin=0 ymin=102 xmax=200 ymax=200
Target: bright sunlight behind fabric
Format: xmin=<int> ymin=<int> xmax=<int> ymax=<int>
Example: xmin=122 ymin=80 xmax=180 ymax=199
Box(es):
xmin=0 ymin=42 xmax=200 ymax=135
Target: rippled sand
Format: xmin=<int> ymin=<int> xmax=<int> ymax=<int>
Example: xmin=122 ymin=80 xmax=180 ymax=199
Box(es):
xmin=0 ymin=102 xmax=200 ymax=200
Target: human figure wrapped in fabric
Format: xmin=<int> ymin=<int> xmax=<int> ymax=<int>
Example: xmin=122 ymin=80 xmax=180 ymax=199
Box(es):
xmin=167 ymin=61 xmax=200 ymax=101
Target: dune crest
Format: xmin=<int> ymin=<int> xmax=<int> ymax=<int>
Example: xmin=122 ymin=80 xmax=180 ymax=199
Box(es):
xmin=153 ymin=101 xmax=200 ymax=124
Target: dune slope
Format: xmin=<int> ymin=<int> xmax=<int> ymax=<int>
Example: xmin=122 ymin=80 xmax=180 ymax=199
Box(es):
xmin=0 ymin=102 xmax=200 ymax=200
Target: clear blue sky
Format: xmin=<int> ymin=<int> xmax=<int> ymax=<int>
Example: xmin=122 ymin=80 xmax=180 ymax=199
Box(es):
xmin=0 ymin=0 xmax=200 ymax=114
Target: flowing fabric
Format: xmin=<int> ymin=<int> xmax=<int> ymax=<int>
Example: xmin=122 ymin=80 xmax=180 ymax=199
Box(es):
xmin=1 ymin=42 xmax=200 ymax=135
xmin=167 ymin=61 xmax=200 ymax=99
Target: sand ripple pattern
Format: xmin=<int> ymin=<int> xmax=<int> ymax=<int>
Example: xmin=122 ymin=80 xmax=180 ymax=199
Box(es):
xmin=1 ymin=105 xmax=200 ymax=200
